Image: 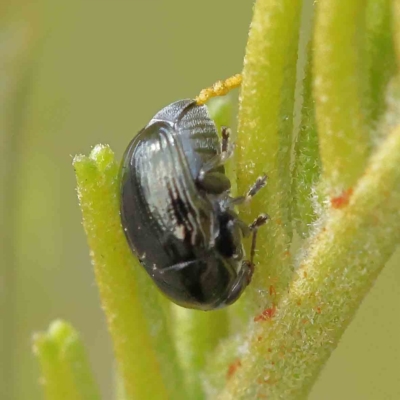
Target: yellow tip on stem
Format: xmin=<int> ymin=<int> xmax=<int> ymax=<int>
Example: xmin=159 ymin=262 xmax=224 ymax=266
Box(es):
xmin=195 ymin=74 xmax=242 ymax=105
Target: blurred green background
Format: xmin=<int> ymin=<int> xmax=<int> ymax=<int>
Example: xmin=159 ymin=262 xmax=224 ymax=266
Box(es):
xmin=0 ymin=1 xmax=399 ymax=399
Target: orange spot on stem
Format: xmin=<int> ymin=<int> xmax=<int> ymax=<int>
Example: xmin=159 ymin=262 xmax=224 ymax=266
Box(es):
xmin=226 ymin=359 xmax=242 ymax=379
xmin=283 ymin=250 xmax=291 ymax=258
xmin=254 ymin=306 xmax=276 ymax=322
xmin=331 ymin=188 xmax=353 ymax=209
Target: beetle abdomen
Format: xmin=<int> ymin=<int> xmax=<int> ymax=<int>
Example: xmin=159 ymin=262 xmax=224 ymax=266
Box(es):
xmin=153 ymin=257 xmax=237 ymax=310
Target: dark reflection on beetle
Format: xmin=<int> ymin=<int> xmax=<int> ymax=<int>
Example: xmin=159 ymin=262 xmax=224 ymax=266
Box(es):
xmin=120 ymin=99 xmax=267 ymax=310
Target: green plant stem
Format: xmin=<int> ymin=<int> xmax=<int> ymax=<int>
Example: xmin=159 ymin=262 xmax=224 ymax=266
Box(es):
xmin=203 ymin=334 xmax=245 ymax=399
xmin=114 ymin=369 xmax=127 ymax=400
xmin=172 ymin=307 xmax=229 ymax=400
xmin=74 ymin=146 xmax=187 ymax=400
xmin=234 ymin=0 xmax=302 ymax=316
xmin=219 ymin=123 xmax=400 ymax=399
xmin=32 ymin=320 xmax=100 ymax=400
xmin=314 ymin=0 xmax=369 ymax=191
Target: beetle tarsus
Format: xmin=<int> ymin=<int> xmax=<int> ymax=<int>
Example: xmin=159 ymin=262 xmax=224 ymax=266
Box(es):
xmin=246 ymin=175 xmax=268 ymax=200
xmin=226 ymin=175 xmax=268 ymax=207
xmin=249 ymin=214 xmax=269 ymax=231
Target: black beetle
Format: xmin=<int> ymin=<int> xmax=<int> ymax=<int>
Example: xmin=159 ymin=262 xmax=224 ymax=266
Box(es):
xmin=120 ymin=95 xmax=268 ymax=311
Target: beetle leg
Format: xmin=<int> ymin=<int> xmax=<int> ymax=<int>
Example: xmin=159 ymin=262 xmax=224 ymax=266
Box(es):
xmin=221 ymin=126 xmax=230 ymax=153
xmin=197 ymin=128 xmax=235 ymax=194
xmin=243 ymin=260 xmax=255 ymax=284
xmin=201 ymin=127 xmax=233 ymax=174
xmin=198 ymin=153 xmax=230 ymax=180
xmin=236 ymin=218 xmax=251 ymax=237
xmin=248 ymin=214 xmax=269 ymax=266
xmin=225 ymin=210 xmax=251 ymax=237
xmin=222 ymin=261 xmax=254 ymax=306
xmin=226 ymin=174 xmax=268 ymax=207
xmin=197 ymin=171 xmax=231 ymax=194
xmin=198 ymin=128 xmax=234 ymax=180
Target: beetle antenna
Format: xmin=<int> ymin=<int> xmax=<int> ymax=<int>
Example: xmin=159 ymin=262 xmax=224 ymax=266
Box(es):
xmin=195 ymin=74 xmax=242 ymax=105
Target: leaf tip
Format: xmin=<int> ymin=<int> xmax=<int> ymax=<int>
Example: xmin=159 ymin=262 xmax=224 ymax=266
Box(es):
xmin=89 ymin=144 xmax=115 ymax=172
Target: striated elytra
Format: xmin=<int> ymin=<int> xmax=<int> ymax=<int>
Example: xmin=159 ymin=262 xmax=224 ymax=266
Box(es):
xmin=120 ymin=99 xmax=268 ymax=310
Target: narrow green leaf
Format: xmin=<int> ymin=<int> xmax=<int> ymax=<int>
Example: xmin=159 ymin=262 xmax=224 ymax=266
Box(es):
xmin=207 ymin=95 xmax=234 ymax=132
xmin=0 ymin=20 xmax=37 ymax=400
xmin=234 ymin=0 xmax=302 ymax=315
xmin=32 ymin=320 xmax=100 ymax=400
xmin=392 ymin=0 xmax=400 ymax=66
xmin=219 ymin=124 xmax=400 ymax=399
xmin=74 ymin=145 xmax=187 ymax=400
xmin=33 ymin=334 xmax=76 ymax=400
xmin=292 ymin=44 xmax=321 ymax=238
xmin=314 ymin=0 xmax=369 ymax=191
xmin=366 ymin=0 xmax=396 ymax=128
xmin=49 ymin=321 xmax=101 ymax=400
